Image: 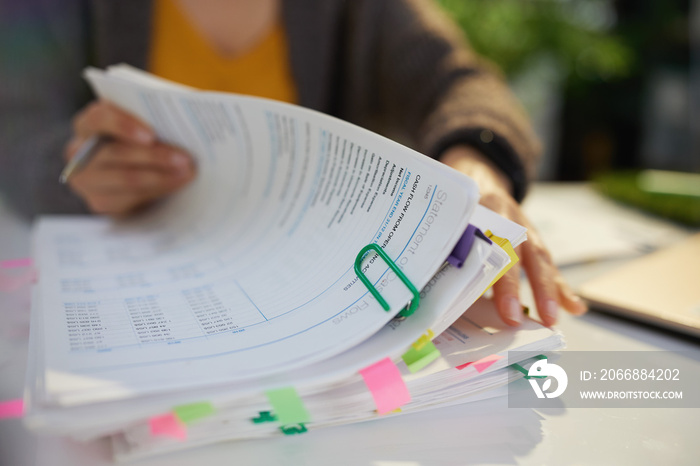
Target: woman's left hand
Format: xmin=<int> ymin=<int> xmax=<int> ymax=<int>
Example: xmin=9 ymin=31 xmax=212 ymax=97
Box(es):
xmin=440 ymin=145 xmax=588 ymax=327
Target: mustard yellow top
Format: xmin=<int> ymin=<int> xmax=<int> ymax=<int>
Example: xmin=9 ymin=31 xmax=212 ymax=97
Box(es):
xmin=148 ymin=0 xmax=297 ymax=104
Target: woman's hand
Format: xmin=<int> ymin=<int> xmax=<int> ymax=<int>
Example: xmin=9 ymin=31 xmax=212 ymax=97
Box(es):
xmin=440 ymin=145 xmax=587 ymax=327
xmin=64 ymin=100 xmax=196 ymax=216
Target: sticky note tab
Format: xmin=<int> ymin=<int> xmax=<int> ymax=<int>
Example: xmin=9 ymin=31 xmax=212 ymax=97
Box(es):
xmin=265 ymin=387 xmax=310 ymax=425
xmin=457 ymin=354 xmax=504 ymax=372
xmin=359 ymin=357 xmax=411 ymax=414
xmin=411 ymin=329 xmax=435 ymax=351
xmin=0 ymin=269 xmax=37 ymax=292
xmin=173 ymin=401 xmax=215 ymax=424
xmin=483 ymin=232 xmax=519 ymax=290
xmin=402 ymin=340 xmax=441 ymax=373
xmin=0 ymin=399 xmax=24 ymax=419
xmin=0 ymin=258 xmax=33 ymax=268
xmin=472 ymin=354 xmax=504 ymax=373
xmin=456 ymin=361 xmax=474 ymax=371
xmin=149 ymin=413 xmax=187 ymax=441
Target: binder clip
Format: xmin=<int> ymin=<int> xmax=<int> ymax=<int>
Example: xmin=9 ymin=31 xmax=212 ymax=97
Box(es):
xmin=510 ymin=355 xmax=548 ymax=379
xmin=251 ymin=411 xmax=277 ymax=424
xmin=280 ymin=423 xmax=307 ymax=435
xmin=354 ymin=243 xmax=420 ymax=317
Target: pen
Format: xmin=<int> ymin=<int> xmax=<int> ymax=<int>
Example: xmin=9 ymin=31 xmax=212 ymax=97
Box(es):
xmin=59 ymin=135 xmax=108 ymax=184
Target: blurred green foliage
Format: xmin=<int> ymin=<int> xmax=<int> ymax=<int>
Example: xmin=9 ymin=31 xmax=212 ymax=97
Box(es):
xmin=437 ymin=0 xmax=635 ymax=84
xmin=595 ymin=171 xmax=700 ymax=226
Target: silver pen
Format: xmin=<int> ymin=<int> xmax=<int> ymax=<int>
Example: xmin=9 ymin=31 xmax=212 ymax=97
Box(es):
xmin=59 ymin=135 xmax=108 ymax=184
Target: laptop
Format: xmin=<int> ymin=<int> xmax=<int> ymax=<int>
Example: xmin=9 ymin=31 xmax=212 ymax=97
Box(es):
xmin=578 ymin=232 xmax=700 ymax=338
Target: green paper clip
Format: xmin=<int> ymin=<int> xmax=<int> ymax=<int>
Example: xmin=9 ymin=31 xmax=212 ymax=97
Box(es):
xmin=511 ymin=355 xmax=548 ymax=379
xmin=251 ymin=411 xmax=278 ymax=424
xmin=280 ymin=423 xmax=308 ymax=435
xmin=354 ymin=243 xmax=420 ymax=317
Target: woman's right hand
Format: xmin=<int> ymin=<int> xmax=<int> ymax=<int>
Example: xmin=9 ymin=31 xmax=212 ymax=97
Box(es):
xmin=65 ymin=100 xmax=196 ymax=216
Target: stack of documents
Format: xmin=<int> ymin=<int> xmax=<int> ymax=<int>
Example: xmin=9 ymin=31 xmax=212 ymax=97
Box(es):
xmin=23 ymin=66 xmax=563 ymax=460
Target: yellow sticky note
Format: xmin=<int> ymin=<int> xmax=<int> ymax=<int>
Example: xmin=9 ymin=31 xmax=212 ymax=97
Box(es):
xmin=481 ymin=232 xmax=519 ymax=292
xmin=411 ymin=329 xmax=435 ymax=351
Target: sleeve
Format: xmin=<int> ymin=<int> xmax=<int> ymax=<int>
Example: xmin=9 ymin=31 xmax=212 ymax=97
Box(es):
xmin=351 ymin=0 xmax=541 ymax=202
xmin=0 ymin=0 xmax=91 ymax=218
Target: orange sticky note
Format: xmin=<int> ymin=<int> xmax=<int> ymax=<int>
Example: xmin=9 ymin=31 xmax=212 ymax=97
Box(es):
xmin=359 ymin=357 xmax=411 ymax=415
xmin=0 ymin=399 xmax=24 ymax=419
xmin=149 ymin=413 xmax=187 ymax=441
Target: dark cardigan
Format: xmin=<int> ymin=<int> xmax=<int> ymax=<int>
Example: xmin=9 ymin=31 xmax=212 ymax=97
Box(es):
xmin=0 ymin=0 xmax=540 ymax=217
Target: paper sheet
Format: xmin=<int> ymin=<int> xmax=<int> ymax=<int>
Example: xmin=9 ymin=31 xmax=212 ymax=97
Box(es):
xmin=25 ymin=216 xmax=514 ymax=435
xmin=33 ymin=67 xmax=480 ymax=405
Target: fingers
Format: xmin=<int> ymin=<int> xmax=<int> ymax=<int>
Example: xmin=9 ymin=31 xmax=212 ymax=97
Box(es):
xmin=554 ymin=273 xmax=588 ymax=316
xmin=67 ymin=140 xmax=196 ymax=216
xmin=519 ymin=239 xmax=561 ymax=326
xmin=72 ymin=162 xmax=190 ymax=194
xmin=491 ymin=263 xmax=523 ymax=326
xmin=93 ymin=140 xmax=191 ymax=171
xmin=65 ymin=135 xmax=191 ymax=169
xmin=439 ymin=145 xmax=588 ymax=327
xmin=519 ymin=233 xmax=588 ymax=327
xmin=65 ymin=100 xmax=196 ymax=216
xmin=70 ymin=165 xmax=194 ymax=215
xmin=72 ymin=100 xmax=155 ymax=145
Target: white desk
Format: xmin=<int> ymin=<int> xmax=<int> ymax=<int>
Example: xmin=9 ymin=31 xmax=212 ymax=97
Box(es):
xmin=1 ymin=184 xmax=699 ymax=466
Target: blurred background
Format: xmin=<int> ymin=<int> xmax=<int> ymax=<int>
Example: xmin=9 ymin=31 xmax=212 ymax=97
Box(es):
xmin=437 ymin=0 xmax=699 ymax=225
xmin=438 ymin=0 xmax=698 ymax=179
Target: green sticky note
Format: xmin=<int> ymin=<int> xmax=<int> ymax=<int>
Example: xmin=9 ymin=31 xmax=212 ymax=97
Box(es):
xmin=265 ymin=387 xmax=310 ymax=424
xmin=173 ymin=401 xmax=216 ymax=424
xmin=401 ymin=341 xmax=440 ymax=373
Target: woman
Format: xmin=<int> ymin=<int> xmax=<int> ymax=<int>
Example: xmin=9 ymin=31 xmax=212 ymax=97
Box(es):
xmin=0 ymin=0 xmax=586 ymax=325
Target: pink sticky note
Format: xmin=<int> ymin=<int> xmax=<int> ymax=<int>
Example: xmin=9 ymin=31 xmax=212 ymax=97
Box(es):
xmin=0 ymin=269 xmax=36 ymax=292
xmin=359 ymin=357 xmax=411 ymax=415
xmin=455 ymin=361 xmax=473 ymax=371
xmin=0 ymin=258 xmax=33 ymax=269
xmin=0 ymin=399 xmax=24 ymax=419
xmin=472 ymin=354 xmax=504 ymax=373
xmin=149 ymin=413 xmax=187 ymax=441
